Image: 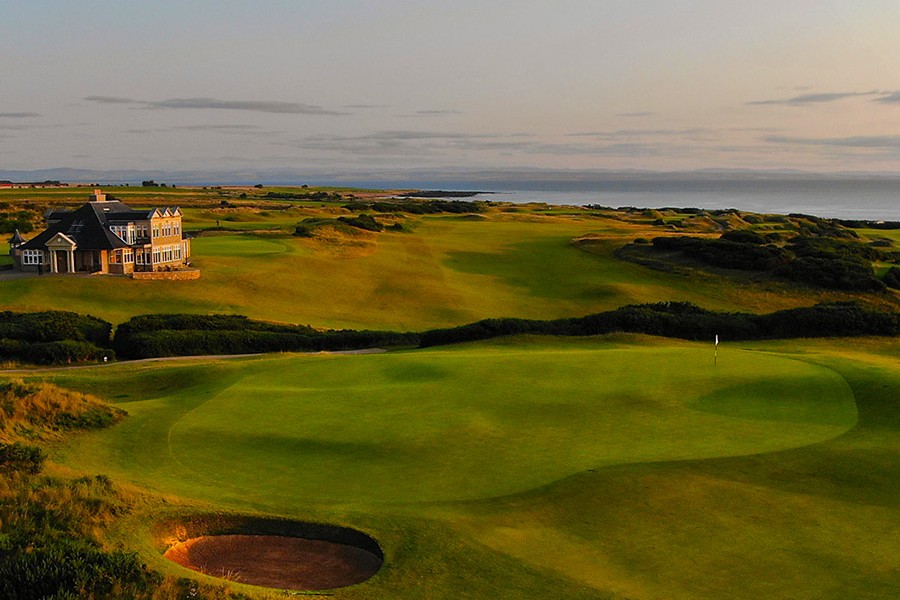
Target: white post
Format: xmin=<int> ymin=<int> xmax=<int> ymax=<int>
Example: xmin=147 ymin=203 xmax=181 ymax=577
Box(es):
xmin=714 ymin=334 xmax=719 ymax=366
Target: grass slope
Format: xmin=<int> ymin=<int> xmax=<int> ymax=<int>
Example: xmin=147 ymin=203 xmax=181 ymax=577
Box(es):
xmin=2 ymin=209 xmax=878 ymax=329
xmin=29 ymin=335 xmax=897 ymax=599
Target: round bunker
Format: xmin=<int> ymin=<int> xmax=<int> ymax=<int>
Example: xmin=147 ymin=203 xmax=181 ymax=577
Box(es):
xmin=159 ymin=516 xmax=383 ymax=591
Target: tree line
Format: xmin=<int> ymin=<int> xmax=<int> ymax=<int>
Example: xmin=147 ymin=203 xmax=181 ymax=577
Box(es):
xmin=2 ymin=303 xmax=898 ymax=365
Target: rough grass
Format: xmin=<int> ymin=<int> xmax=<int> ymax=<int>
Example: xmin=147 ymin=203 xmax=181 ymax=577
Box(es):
xmin=0 ymin=379 xmax=125 ymax=443
xmin=3 ymin=207 xmax=892 ymax=329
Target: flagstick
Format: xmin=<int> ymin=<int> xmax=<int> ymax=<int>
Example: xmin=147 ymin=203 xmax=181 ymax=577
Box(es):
xmin=714 ymin=334 xmax=719 ymax=366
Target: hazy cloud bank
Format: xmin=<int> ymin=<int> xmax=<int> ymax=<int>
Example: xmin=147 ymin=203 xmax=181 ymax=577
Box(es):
xmin=748 ymin=90 xmax=885 ymax=106
xmin=765 ymin=134 xmax=900 ymax=149
xmin=85 ymin=96 xmax=347 ymax=115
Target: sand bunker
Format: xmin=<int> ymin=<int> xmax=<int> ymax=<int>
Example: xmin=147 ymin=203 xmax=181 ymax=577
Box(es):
xmin=164 ymin=534 xmax=382 ymax=590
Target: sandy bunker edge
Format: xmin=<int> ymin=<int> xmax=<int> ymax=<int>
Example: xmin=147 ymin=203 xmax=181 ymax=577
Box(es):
xmin=157 ymin=514 xmax=384 ymax=591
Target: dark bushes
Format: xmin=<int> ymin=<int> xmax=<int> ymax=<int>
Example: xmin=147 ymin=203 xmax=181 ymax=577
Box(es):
xmin=774 ymin=257 xmax=886 ymax=292
xmin=419 ymin=301 xmax=899 ymax=347
xmin=651 ymin=236 xmax=791 ymax=270
xmin=649 ymin=231 xmax=895 ymax=292
xmin=0 ymin=312 xmax=113 ymax=365
xmin=0 ymin=311 xmax=111 ymax=346
xmin=0 ymin=442 xmax=45 ymax=475
xmin=338 ymin=213 xmax=384 ymax=232
xmin=884 ymin=267 xmax=900 ymax=289
xmin=0 ymin=543 xmax=160 ymax=600
xmin=341 ymin=199 xmax=484 ymax=214
xmin=113 ymin=313 xmax=417 ymax=359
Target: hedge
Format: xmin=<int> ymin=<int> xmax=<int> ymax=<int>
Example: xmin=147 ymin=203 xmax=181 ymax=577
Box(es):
xmin=419 ymin=302 xmax=899 ymax=347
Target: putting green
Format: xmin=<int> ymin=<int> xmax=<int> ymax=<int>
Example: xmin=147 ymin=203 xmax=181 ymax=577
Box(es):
xmin=58 ymin=342 xmax=857 ymax=507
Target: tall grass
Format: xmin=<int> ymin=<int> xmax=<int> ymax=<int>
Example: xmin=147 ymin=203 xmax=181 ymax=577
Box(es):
xmin=0 ymin=378 xmax=262 ymax=599
xmin=0 ymin=379 xmax=124 ymax=443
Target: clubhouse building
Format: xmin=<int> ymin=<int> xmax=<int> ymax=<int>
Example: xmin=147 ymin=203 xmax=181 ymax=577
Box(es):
xmin=8 ymin=189 xmax=191 ymax=275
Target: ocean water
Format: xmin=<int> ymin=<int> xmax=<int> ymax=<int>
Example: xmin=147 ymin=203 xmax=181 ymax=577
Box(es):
xmin=345 ymin=178 xmax=900 ymax=221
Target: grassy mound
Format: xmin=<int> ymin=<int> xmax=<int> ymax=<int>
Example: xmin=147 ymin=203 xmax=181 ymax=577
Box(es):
xmin=0 ymin=379 xmax=124 ymax=443
xmin=49 ymin=340 xmax=855 ymax=505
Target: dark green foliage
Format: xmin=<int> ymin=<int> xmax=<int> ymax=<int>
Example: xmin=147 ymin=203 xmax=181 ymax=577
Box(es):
xmin=651 ymin=236 xmax=791 ymax=270
xmin=0 ymin=443 xmax=45 ymax=475
xmin=0 ymin=311 xmax=111 ymax=346
xmin=720 ymin=230 xmax=765 ymax=244
xmin=113 ymin=313 xmax=417 ymax=359
xmin=884 ymin=267 xmax=900 ymax=289
xmin=55 ymin=407 xmax=122 ymax=431
xmin=419 ymin=302 xmax=899 ymax=347
xmin=788 ymin=214 xmax=859 ymax=238
xmin=341 ymin=199 xmax=484 ymax=214
xmin=785 ymin=236 xmax=883 ymax=263
xmin=836 ymin=219 xmax=900 ymax=230
xmin=0 ymin=340 xmax=114 ymax=365
xmin=0 ymin=312 xmax=113 ymax=365
xmin=0 ymin=218 xmax=34 ymax=234
xmin=774 ymin=257 xmax=886 ymax=292
xmin=265 ymin=190 xmax=342 ymax=201
xmin=337 ymin=213 xmax=384 ymax=232
xmin=0 ymin=474 xmax=160 ymax=600
xmin=648 ymin=231 xmax=892 ymax=291
xmin=0 ymin=541 xmax=160 ymax=600
xmin=293 ymin=223 xmax=314 ymax=237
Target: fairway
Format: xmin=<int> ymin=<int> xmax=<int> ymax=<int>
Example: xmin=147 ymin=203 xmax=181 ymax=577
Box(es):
xmin=54 ymin=341 xmax=856 ymax=507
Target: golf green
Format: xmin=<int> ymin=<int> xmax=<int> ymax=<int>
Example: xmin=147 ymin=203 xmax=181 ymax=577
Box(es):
xmin=56 ymin=341 xmax=856 ymax=508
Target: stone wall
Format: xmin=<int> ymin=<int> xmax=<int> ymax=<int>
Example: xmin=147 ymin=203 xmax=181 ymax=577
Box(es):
xmin=131 ymin=269 xmax=201 ymax=281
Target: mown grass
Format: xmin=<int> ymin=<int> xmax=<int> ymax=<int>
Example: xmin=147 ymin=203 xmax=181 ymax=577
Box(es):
xmin=28 ymin=335 xmax=897 ymax=599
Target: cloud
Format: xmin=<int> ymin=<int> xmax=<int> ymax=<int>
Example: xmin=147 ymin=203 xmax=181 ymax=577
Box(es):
xmin=747 ymin=90 xmax=882 ymax=106
xmin=173 ymin=124 xmax=262 ymax=131
xmin=764 ymin=134 xmax=900 ymax=149
xmin=280 ymin=130 xmax=511 ymax=157
xmin=0 ymin=112 xmax=41 ymax=118
xmin=343 ymin=104 xmax=389 ymax=109
xmin=617 ymin=111 xmax=654 ymax=117
xmin=397 ymin=109 xmax=465 ymax=118
xmin=566 ymin=128 xmax=719 ymax=141
xmin=84 ymin=96 xmax=138 ymax=104
xmin=85 ymin=96 xmax=347 ymax=115
xmin=874 ymin=91 xmax=900 ymax=104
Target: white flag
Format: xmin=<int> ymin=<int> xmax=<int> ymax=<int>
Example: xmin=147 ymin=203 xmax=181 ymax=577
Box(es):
xmin=715 ymin=335 xmax=719 ymax=347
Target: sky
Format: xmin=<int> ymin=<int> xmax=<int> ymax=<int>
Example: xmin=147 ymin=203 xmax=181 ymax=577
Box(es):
xmin=3 ymin=0 xmax=900 ymax=176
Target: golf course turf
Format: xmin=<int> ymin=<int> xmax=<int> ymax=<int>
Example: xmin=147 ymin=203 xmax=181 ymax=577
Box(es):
xmin=3 ymin=189 xmax=898 ymax=598
xmin=29 ymin=334 xmax=897 ymax=599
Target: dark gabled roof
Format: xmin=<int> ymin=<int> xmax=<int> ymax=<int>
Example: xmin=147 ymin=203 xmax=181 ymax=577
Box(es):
xmin=82 ymin=200 xmax=156 ymax=222
xmin=22 ymin=198 xmax=184 ymax=252
xmin=20 ymin=203 xmax=130 ymax=251
xmin=9 ymin=229 xmax=26 ymax=245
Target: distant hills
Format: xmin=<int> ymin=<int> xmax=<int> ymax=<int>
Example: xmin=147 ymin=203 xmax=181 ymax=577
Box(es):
xmin=2 ymin=167 xmax=900 ymax=187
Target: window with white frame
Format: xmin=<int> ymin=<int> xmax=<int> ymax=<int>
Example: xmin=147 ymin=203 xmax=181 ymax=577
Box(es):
xmin=152 ymin=224 xmax=160 ymax=238
xmin=152 ymin=248 xmax=161 ymax=264
xmin=122 ymin=249 xmax=134 ymax=263
xmin=174 ymin=222 xmax=181 ymax=235
xmin=23 ymin=249 xmax=44 ymax=265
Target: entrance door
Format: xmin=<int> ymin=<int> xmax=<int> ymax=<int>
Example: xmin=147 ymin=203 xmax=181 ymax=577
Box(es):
xmin=56 ymin=250 xmax=68 ymax=273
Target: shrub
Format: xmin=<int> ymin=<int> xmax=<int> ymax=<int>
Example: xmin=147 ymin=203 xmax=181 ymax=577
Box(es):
xmin=884 ymin=267 xmax=900 ymax=289
xmin=0 ymin=442 xmax=45 ymax=474
xmin=337 ymin=213 xmax=384 ymax=232
xmin=419 ymin=301 xmax=899 ymax=347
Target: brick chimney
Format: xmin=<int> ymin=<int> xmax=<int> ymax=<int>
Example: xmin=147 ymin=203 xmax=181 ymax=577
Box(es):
xmin=91 ymin=189 xmax=107 ymax=202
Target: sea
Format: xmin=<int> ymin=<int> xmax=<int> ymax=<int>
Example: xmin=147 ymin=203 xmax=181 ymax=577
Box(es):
xmin=326 ymin=177 xmax=900 ymax=222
